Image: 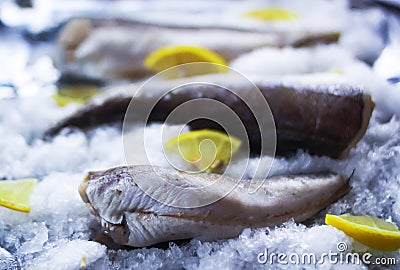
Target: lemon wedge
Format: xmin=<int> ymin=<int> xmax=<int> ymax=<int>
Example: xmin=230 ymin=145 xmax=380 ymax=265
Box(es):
xmin=325 ymin=214 xmax=400 ymax=251
xmin=244 ymin=8 xmax=298 ymax=21
xmin=52 ymin=86 xmax=100 ymax=107
xmin=0 ymin=179 xmax=37 ymax=213
xmin=144 ymin=46 xmax=228 ymax=78
xmin=164 ymin=129 xmax=241 ymax=173
xmin=52 ymin=93 xmax=85 ymax=107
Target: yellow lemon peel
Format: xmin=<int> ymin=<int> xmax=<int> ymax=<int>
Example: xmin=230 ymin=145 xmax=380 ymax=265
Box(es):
xmin=164 ymin=129 xmax=241 ymax=173
xmin=326 ymin=214 xmax=400 ymax=251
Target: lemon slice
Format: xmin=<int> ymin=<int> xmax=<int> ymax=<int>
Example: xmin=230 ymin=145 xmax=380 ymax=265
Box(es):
xmin=144 ymin=46 xmax=228 ymax=79
xmin=325 ymin=214 xmax=400 ymax=251
xmin=52 ymin=86 xmax=100 ymax=107
xmin=244 ymin=8 xmax=298 ymax=21
xmin=164 ymin=129 xmax=241 ymax=173
xmin=0 ymin=179 xmax=37 ymax=213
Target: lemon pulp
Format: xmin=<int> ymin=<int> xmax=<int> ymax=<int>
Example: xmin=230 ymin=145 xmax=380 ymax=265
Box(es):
xmin=244 ymin=8 xmax=298 ymax=21
xmin=52 ymin=86 xmax=100 ymax=107
xmin=164 ymin=129 xmax=241 ymax=173
xmin=144 ymin=46 xmax=228 ymax=79
xmin=325 ymin=214 xmax=400 ymax=251
xmin=0 ymin=179 xmax=37 ymax=213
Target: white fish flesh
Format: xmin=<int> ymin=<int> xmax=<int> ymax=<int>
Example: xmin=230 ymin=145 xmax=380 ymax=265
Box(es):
xmin=79 ymin=165 xmax=351 ymax=247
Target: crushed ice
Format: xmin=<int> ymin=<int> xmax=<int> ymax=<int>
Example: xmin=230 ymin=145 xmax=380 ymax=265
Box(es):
xmin=1 ymin=1 xmax=400 ymax=269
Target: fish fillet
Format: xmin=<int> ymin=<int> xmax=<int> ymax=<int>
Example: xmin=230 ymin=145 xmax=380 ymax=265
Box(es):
xmin=79 ymin=165 xmax=350 ymax=247
xmin=56 ymin=18 xmax=339 ymax=80
xmin=46 ymin=74 xmax=374 ymax=158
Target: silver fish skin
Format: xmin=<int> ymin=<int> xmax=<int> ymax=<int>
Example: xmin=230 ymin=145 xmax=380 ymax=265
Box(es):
xmin=79 ymin=165 xmax=350 ymax=247
xmin=56 ymin=18 xmax=339 ymax=80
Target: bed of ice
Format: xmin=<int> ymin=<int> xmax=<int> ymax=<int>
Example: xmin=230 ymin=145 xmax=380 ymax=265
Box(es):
xmin=1 ymin=0 xmax=400 ymax=269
